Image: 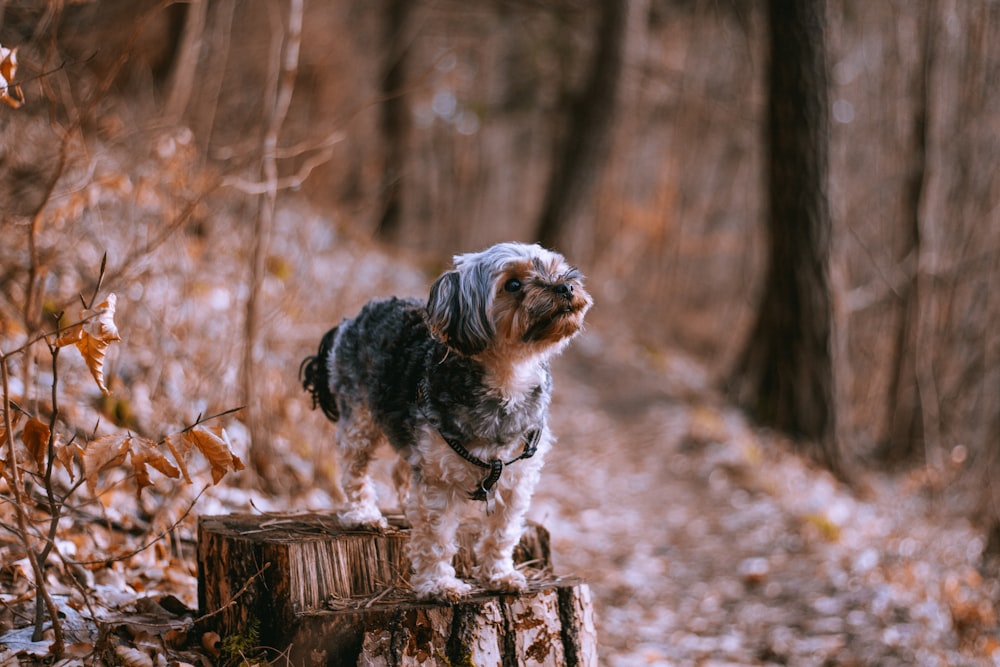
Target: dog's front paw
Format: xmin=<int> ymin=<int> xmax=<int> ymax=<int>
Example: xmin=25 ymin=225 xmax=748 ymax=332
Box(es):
xmin=337 ymin=506 xmax=389 ymax=531
xmin=478 ymin=567 xmax=528 ymax=593
xmin=411 ymin=574 xmax=473 ymax=603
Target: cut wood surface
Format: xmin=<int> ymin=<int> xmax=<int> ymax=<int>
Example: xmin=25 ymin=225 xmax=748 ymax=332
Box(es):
xmin=197 ymin=512 xmax=597 ymax=666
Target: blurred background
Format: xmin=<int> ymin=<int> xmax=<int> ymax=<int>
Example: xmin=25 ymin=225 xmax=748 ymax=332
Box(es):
xmin=1 ymin=0 xmax=999 ymax=663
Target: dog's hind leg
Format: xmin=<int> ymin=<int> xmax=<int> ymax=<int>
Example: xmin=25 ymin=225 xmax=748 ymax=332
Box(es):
xmin=335 ymin=406 xmax=389 ymax=529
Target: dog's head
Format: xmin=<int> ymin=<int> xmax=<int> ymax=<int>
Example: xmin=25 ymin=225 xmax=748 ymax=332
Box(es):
xmin=426 ymin=242 xmax=592 ymax=358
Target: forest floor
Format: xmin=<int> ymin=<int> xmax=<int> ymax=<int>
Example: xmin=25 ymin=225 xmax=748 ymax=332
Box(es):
xmin=2 ymin=201 xmax=1000 ymax=666
xmin=539 ymin=340 xmax=1000 ymax=667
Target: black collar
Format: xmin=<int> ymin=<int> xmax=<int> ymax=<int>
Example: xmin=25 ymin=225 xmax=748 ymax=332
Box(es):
xmin=440 ymin=429 xmax=541 ymax=501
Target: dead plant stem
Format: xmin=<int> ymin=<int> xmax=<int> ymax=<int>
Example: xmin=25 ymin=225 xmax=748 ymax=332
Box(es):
xmin=244 ymin=0 xmax=303 ymax=483
xmin=1 ymin=355 xmax=64 ymax=652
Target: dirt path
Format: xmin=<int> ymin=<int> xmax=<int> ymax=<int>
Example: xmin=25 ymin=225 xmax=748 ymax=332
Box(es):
xmin=534 ymin=339 xmax=999 ymax=666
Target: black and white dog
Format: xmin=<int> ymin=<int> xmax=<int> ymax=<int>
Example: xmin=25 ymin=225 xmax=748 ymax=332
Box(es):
xmin=301 ymin=242 xmax=592 ymax=601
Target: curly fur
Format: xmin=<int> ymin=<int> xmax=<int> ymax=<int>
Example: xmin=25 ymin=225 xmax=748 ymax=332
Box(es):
xmin=299 ymin=325 xmax=340 ymax=422
xmin=302 ymin=242 xmax=592 ymax=601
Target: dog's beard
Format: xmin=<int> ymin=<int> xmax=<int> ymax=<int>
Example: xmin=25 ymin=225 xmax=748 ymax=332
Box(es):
xmin=493 ymin=287 xmax=590 ymax=350
xmin=520 ymin=305 xmax=587 ymax=344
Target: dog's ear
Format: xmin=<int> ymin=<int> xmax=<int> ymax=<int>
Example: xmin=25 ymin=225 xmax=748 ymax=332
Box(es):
xmin=426 ymin=270 xmax=460 ymax=344
xmin=426 ymin=269 xmax=492 ymax=355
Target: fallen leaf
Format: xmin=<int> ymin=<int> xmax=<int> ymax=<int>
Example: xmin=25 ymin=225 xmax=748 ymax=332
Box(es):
xmin=114 ymin=645 xmax=154 ymax=667
xmin=163 ymin=628 xmax=187 ymax=649
xmin=64 ymin=641 xmax=96 ymax=658
xmin=201 ymin=631 xmax=222 ymax=658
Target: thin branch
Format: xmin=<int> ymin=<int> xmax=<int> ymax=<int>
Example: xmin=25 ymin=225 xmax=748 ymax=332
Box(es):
xmin=178 ymin=405 xmax=246 ymax=435
xmin=37 ymin=340 xmax=63 ymax=569
xmin=0 ymin=311 xmax=99 ymax=360
xmin=1 ymin=356 xmax=63 ymax=650
xmin=222 ymin=136 xmax=343 ymax=195
xmin=24 ymin=126 xmax=75 ymax=334
xmin=244 ymin=0 xmax=304 ymax=483
xmin=76 ymin=178 xmax=222 ymax=311
xmin=85 ymin=252 xmax=108 ymax=311
xmin=68 ymin=485 xmax=209 ymax=566
xmin=0 ymin=52 xmax=96 ymax=96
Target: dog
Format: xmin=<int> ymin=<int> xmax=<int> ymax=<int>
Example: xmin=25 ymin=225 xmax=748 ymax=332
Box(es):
xmin=300 ymin=242 xmax=592 ymax=601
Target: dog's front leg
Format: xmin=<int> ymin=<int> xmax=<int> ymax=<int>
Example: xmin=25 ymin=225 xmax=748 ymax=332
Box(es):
xmin=405 ymin=477 xmax=471 ymax=601
xmin=473 ymin=459 xmax=544 ymax=592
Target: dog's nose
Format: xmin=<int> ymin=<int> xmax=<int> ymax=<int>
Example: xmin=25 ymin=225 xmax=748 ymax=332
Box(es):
xmin=553 ymin=283 xmax=574 ymax=299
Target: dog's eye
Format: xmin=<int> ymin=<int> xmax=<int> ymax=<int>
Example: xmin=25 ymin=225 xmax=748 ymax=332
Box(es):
xmin=503 ymin=278 xmax=522 ymax=293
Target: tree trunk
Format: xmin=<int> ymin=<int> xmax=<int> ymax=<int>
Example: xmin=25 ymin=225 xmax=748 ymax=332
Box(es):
xmin=163 ymin=0 xmax=208 ymax=125
xmin=882 ymin=2 xmax=934 ymax=467
xmin=375 ymin=0 xmax=412 ymax=240
xmin=534 ymin=0 xmax=631 ymax=249
xmin=730 ymin=0 xmax=839 ymax=472
xmin=197 ymin=513 xmax=597 ymax=666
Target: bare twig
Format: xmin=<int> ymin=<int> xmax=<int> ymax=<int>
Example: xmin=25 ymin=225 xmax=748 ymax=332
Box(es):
xmin=243 ymin=0 xmax=304 ymax=484
xmin=34 ymin=339 xmax=63 ymax=639
xmin=70 ymin=485 xmax=210 ymax=567
xmin=222 ymin=134 xmax=343 ymax=195
xmin=84 ymin=252 xmax=108 ymax=311
xmin=178 ymin=405 xmax=246 ymax=435
xmin=1 ymin=356 xmax=64 ymax=651
xmin=0 ymin=311 xmax=99 ymax=360
xmin=75 ymin=179 xmax=222 ymax=311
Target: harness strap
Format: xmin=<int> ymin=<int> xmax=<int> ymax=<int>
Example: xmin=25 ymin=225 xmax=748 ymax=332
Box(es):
xmin=441 ymin=429 xmax=541 ymax=501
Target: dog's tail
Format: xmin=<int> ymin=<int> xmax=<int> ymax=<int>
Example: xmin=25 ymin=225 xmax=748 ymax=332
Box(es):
xmin=299 ymin=326 xmax=340 ymax=423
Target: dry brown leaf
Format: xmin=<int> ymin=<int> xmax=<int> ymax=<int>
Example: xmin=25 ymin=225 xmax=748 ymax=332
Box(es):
xmin=55 ymin=440 xmax=83 ymax=482
xmin=201 ymin=631 xmax=222 ymax=658
xmin=63 ymin=641 xmax=96 ymax=658
xmin=128 ymin=439 xmax=181 ymax=498
xmin=163 ymin=433 xmax=192 ymax=484
xmin=20 ymin=417 xmax=50 ymax=473
xmin=83 ymin=433 xmax=132 ymax=493
xmin=56 ymin=294 xmax=122 ymax=394
xmin=78 ymin=294 xmax=122 ymax=395
xmin=83 ymin=294 xmax=122 ymax=343
xmin=183 ymin=425 xmax=245 ymax=484
xmin=53 ymin=323 xmax=83 ymax=348
xmin=114 ymin=646 xmax=154 ymax=667
xmin=77 ymin=332 xmax=115 ymax=395
xmin=0 ymin=44 xmax=24 ymax=109
xmin=0 ymin=407 xmax=24 ymax=475
xmin=81 ymin=420 xmax=242 ymax=496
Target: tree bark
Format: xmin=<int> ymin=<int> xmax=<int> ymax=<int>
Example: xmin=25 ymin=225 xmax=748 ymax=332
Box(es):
xmin=163 ymin=0 xmax=208 ymax=125
xmin=197 ymin=513 xmax=597 ymax=666
xmin=730 ymin=0 xmax=839 ymax=472
xmin=534 ymin=0 xmax=631 ymax=249
xmin=882 ymin=2 xmax=934 ymax=466
xmin=375 ymin=0 xmax=412 ymax=240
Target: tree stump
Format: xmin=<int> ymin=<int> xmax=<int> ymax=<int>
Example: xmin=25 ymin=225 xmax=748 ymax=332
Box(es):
xmin=197 ymin=513 xmax=597 ymax=666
